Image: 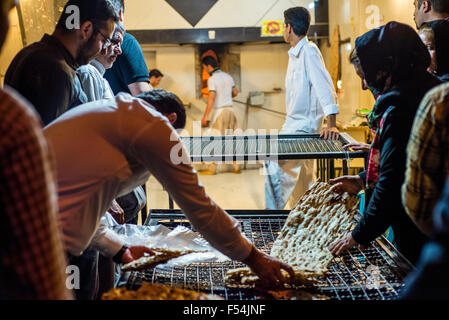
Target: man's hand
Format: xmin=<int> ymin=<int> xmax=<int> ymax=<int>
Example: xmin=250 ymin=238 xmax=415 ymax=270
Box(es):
xmin=122 ymin=245 xmax=155 ymax=264
xmin=329 ymin=232 xmax=365 ymax=256
xmin=242 ymin=246 xmax=295 ymax=288
xmin=201 ymin=117 xmax=210 ymax=128
xmin=329 ymin=175 xmax=364 ymax=195
xmin=320 ymin=126 xmax=340 ymax=140
xmin=108 ymin=200 xmax=125 ymax=224
xmin=343 ymin=142 xmax=371 ymax=153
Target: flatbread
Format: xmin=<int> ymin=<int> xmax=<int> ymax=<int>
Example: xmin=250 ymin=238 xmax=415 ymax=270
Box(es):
xmin=102 ymin=282 xmax=223 ymax=300
xmin=225 ymin=181 xmax=359 ymax=288
xmin=267 ymin=289 xmax=330 ymax=300
xmin=270 ymin=181 xmax=359 ymax=275
xmin=121 ymin=248 xmax=203 ymax=272
xmin=224 ymin=267 xmax=319 ymax=288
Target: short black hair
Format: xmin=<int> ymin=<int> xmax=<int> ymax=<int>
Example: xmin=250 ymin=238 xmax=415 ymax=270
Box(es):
xmin=202 ymin=56 xmax=218 ymax=68
xmin=56 ymin=0 xmax=119 ymax=33
xmin=284 ymin=7 xmax=311 ymax=37
xmin=418 ymin=0 xmax=449 ymax=14
xmin=137 ymin=89 xmax=186 ymax=129
xmin=149 ymin=69 xmax=164 ymax=78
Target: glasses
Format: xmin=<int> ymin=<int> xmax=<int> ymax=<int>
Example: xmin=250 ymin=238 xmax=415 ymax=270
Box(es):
xmin=97 ymin=30 xmax=112 ymax=49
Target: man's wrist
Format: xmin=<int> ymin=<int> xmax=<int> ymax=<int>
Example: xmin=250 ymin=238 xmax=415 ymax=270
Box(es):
xmin=112 ymin=245 xmax=128 ymax=264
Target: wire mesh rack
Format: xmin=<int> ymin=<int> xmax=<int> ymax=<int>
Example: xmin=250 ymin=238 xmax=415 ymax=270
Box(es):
xmin=122 ymin=210 xmax=414 ymax=300
xmin=180 ymin=133 xmax=367 ymax=162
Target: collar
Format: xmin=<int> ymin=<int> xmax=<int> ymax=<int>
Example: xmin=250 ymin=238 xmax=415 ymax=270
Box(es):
xmin=41 ymin=34 xmax=79 ymax=70
xmin=209 ymin=67 xmax=220 ymax=76
xmin=90 ymin=59 xmax=106 ymax=76
xmin=288 ymin=36 xmax=308 ymax=58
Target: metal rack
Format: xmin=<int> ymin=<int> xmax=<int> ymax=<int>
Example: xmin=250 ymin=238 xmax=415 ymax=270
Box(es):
xmin=180 ymin=132 xmax=366 ymax=163
xmin=123 ymin=210 xmax=414 ymax=300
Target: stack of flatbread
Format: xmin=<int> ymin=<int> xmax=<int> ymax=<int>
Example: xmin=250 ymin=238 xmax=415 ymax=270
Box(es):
xmin=102 ymin=282 xmax=223 ymax=300
xmin=225 ymin=181 xmax=359 ymax=289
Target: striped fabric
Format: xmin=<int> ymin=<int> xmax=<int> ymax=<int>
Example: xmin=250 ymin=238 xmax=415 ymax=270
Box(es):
xmin=0 ymin=87 xmax=72 ymax=300
xmin=402 ymin=82 xmax=449 ymax=236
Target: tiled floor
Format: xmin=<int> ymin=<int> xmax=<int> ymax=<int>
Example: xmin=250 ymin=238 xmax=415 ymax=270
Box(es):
xmin=145 ymin=165 xmax=267 ymax=211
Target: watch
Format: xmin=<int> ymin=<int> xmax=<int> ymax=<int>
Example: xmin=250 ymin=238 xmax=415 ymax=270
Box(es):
xmin=112 ymin=245 xmax=128 ymax=264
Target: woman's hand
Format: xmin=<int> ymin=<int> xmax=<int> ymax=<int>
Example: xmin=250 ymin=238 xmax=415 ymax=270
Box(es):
xmin=328 ymin=232 xmax=364 ymax=256
xmin=329 ymin=175 xmax=364 ymax=195
xmin=343 ymin=142 xmax=371 ymax=153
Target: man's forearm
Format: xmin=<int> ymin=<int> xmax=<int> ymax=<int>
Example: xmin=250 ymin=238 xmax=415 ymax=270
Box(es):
xmin=203 ymin=98 xmax=214 ymax=119
xmin=327 ymin=114 xmax=337 ymax=128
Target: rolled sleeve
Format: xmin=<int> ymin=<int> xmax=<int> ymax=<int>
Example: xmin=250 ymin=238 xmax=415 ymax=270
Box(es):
xmin=89 ymin=222 xmax=125 ymax=258
xmin=323 ymin=103 xmax=339 ymax=117
xmin=305 ymin=46 xmax=339 ymax=117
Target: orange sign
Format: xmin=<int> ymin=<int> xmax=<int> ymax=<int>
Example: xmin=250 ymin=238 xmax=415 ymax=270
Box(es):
xmin=261 ymin=20 xmax=284 ymax=37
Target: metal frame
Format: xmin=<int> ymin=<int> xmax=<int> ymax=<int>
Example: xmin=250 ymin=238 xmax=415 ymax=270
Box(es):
xmin=123 ymin=209 xmax=415 ymax=301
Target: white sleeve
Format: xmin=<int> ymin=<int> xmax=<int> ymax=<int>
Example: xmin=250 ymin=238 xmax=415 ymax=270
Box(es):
xmin=89 ymin=218 xmax=124 ymax=257
xmin=129 ymin=117 xmax=253 ymax=261
xmin=208 ymin=77 xmax=217 ymax=92
xmin=76 ymin=67 xmax=96 ymax=102
xmin=103 ymin=79 xmax=115 ymax=100
xmin=305 ymin=46 xmax=339 ymax=116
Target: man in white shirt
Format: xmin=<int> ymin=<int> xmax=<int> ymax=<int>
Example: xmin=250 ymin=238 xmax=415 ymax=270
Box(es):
xmin=201 ymin=56 xmax=240 ymax=174
xmin=77 ymin=23 xmax=124 ymax=102
xmin=44 ymin=92 xmax=294 ymax=298
xmin=265 ymin=7 xmax=340 ymax=210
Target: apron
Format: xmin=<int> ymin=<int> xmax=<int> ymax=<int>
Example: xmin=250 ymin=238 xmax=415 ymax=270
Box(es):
xmin=264 ymin=128 xmax=316 ymax=210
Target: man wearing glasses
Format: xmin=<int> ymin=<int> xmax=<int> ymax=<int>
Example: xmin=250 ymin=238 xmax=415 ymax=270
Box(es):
xmin=77 ymin=23 xmax=125 ymax=102
xmin=4 ymin=0 xmax=119 ymax=126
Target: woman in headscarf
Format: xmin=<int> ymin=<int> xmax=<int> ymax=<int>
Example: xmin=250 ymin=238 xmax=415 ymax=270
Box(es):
xmin=328 ymin=22 xmax=441 ymax=264
xmin=419 ymin=19 xmax=449 ymax=82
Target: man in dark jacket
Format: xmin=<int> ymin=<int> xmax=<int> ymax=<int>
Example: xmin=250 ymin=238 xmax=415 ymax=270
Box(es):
xmin=5 ymin=0 xmax=119 ymax=125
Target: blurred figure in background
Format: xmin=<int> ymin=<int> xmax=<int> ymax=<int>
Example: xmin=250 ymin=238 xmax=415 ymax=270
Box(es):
xmin=149 ymin=69 xmax=164 ymax=89
xmin=418 ymin=20 xmax=449 ymax=81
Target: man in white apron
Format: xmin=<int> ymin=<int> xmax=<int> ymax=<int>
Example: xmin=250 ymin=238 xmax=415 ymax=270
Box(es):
xmin=265 ymin=7 xmax=340 ymax=210
xmin=201 ymin=56 xmax=240 ymax=174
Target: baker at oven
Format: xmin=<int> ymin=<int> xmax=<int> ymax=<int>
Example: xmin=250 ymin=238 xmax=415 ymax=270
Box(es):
xmin=328 ymin=22 xmax=439 ymax=264
xmin=44 ymin=91 xmax=294 ymax=300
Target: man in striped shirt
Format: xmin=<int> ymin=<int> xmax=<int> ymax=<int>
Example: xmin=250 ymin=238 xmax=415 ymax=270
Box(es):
xmin=0 ymin=0 xmax=72 ymax=299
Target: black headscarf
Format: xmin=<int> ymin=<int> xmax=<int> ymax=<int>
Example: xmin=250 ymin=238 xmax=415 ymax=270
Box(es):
xmin=355 ymin=21 xmax=431 ymax=94
xmin=422 ymin=19 xmax=449 ymax=81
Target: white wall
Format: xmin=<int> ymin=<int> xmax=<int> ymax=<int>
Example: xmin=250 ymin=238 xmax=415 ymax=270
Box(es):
xmin=125 ymin=0 xmax=316 ymax=30
xmin=325 ymin=0 xmax=417 ymax=125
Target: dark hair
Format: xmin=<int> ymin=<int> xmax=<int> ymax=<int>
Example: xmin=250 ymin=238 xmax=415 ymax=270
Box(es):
xmin=137 ymin=89 xmax=186 ymax=129
xmin=149 ymin=69 xmax=164 ymax=78
xmin=418 ymin=0 xmax=449 ymax=14
xmin=202 ymin=56 xmax=218 ymax=68
xmin=56 ymin=0 xmax=119 ymax=33
xmin=284 ymin=7 xmax=311 ymax=37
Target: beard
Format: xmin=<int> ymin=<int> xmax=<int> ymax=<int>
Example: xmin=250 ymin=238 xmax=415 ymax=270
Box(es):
xmin=76 ymin=33 xmax=101 ymax=66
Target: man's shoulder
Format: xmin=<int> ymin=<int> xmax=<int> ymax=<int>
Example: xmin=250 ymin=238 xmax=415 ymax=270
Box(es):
xmin=121 ymin=33 xmax=141 ymax=52
xmin=76 ymin=64 xmax=101 ymax=78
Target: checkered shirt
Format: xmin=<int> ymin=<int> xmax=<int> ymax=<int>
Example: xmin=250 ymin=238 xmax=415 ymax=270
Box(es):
xmin=402 ymin=82 xmax=449 ymax=236
xmin=0 ymin=87 xmax=72 ymax=299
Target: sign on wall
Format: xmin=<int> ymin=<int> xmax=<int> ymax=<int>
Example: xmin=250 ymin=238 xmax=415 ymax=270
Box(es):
xmin=261 ymin=20 xmax=284 ymax=37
